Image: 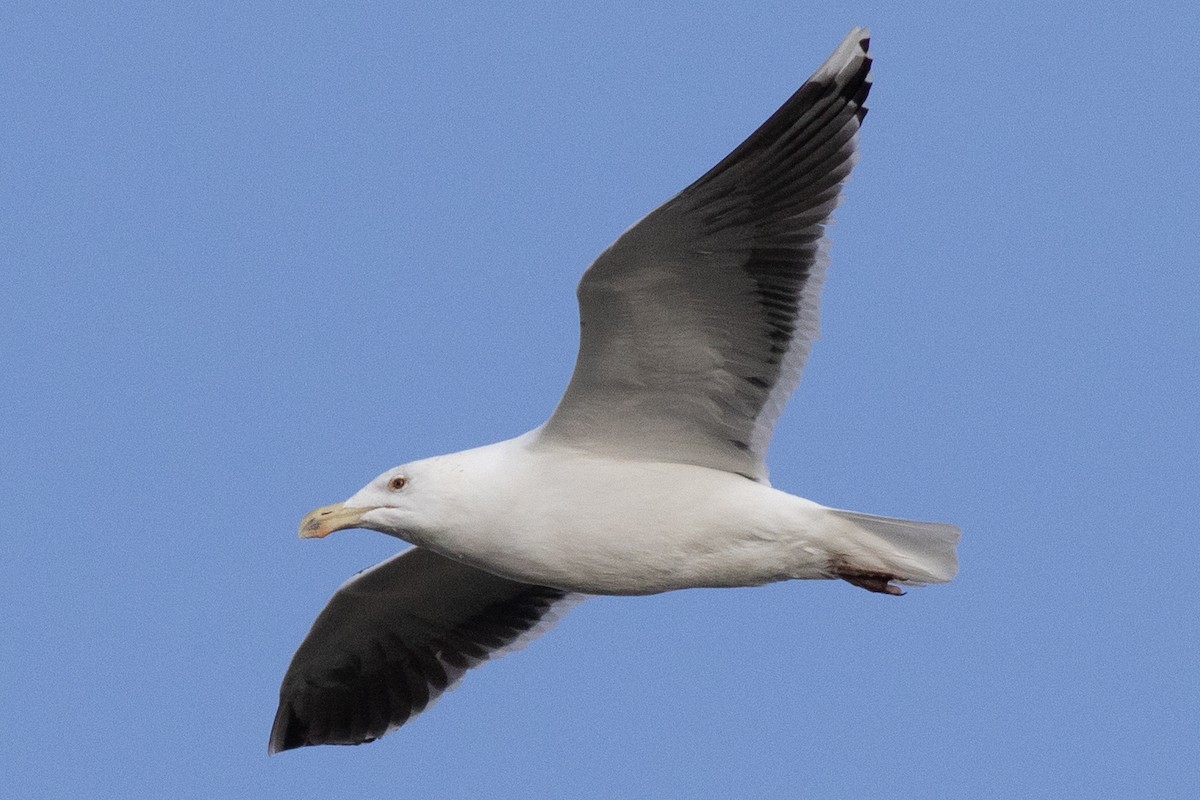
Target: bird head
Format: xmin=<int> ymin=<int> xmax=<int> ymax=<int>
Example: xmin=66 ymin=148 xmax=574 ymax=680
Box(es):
xmin=298 ymin=463 xmax=430 ymax=541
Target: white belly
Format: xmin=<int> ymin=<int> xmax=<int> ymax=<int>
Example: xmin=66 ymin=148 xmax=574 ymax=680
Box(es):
xmin=447 ymin=451 xmax=836 ymax=594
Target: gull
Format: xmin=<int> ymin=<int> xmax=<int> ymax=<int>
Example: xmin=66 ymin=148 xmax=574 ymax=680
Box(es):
xmin=270 ymin=27 xmax=959 ymax=754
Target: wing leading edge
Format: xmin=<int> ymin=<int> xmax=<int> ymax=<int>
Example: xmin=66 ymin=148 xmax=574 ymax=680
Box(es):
xmin=538 ymin=28 xmax=873 ymax=482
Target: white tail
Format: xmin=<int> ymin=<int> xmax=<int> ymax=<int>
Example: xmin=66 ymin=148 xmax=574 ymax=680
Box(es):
xmin=828 ymin=508 xmax=960 ymax=586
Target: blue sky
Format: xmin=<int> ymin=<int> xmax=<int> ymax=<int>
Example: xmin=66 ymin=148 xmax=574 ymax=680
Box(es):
xmin=3 ymin=1 xmax=1197 ymax=797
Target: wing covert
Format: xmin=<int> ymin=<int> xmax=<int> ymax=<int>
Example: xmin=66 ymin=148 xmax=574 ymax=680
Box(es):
xmin=537 ymin=29 xmax=873 ymax=481
xmin=269 ymin=547 xmax=577 ymax=753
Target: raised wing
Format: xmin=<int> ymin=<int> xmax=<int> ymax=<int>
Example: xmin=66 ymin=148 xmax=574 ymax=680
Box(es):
xmin=537 ymin=29 xmax=872 ymax=482
xmin=269 ymin=547 xmax=578 ymax=753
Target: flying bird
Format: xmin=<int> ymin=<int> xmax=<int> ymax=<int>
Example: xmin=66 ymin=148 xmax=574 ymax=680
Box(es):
xmin=270 ymin=27 xmax=959 ymax=754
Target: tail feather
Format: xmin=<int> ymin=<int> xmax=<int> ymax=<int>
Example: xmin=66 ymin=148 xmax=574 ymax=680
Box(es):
xmin=828 ymin=508 xmax=960 ymax=586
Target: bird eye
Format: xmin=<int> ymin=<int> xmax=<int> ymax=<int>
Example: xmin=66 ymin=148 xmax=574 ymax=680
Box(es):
xmin=387 ymin=475 xmax=408 ymax=491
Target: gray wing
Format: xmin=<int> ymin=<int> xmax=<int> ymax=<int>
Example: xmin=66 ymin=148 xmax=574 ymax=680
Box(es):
xmin=536 ymin=28 xmax=872 ymax=482
xmin=269 ymin=547 xmax=579 ymax=753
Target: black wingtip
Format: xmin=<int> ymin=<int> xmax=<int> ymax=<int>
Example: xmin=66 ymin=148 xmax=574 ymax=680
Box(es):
xmin=267 ymin=702 xmax=304 ymax=755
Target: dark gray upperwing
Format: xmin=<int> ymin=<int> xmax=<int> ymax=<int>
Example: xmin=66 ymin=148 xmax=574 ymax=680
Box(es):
xmin=269 ymin=547 xmax=576 ymax=753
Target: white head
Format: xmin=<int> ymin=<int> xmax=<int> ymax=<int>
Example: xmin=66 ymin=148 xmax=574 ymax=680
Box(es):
xmin=297 ymin=457 xmax=455 ymax=544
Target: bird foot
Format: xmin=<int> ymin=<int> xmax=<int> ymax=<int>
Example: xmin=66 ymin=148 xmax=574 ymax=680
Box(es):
xmin=834 ymin=567 xmax=905 ymax=596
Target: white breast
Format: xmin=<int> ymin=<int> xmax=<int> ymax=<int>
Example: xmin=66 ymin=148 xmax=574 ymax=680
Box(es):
xmin=436 ymin=439 xmax=835 ymax=594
